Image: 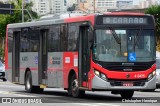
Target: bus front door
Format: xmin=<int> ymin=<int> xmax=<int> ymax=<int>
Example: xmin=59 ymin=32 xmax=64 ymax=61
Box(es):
xmin=12 ymin=31 xmax=20 ymax=82
xmin=38 ymin=30 xmax=48 ymax=85
xmin=78 ymin=26 xmax=90 ymax=88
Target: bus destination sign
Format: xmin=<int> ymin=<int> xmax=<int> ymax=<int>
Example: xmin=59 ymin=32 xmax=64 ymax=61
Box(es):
xmin=103 ymin=17 xmax=147 ymax=25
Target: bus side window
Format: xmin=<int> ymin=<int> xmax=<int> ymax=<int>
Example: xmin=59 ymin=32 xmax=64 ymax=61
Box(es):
xmin=21 ymin=29 xmax=29 ymax=52
xmin=30 ymin=30 xmax=40 ymax=52
xmin=60 ymin=24 xmax=68 ymax=51
xmin=48 ymin=25 xmax=60 ymax=52
xmin=68 ymin=23 xmax=79 ymax=51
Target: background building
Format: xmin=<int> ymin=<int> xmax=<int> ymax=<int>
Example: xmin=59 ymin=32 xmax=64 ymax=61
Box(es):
xmin=1 ymin=0 xmax=160 ymax=15
xmin=116 ymin=0 xmax=133 ymax=8
xmin=31 ymin=0 xmax=50 ymax=15
xmin=95 ymin=0 xmax=117 ymax=12
xmin=67 ymin=0 xmax=78 ymax=6
xmin=139 ymin=0 xmax=158 ymax=8
xmin=50 ymin=0 xmax=67 ymax=14
xmin=78 ymin=0 xmax=117 ymax=13
xmin=31 ymin=0 xmax=67 ymax=15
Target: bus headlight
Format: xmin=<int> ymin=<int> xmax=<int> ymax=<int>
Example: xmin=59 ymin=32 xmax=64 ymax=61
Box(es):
xmin=153 ymin=70 xmax=156 ymax=76
xmin=94 ymin=69 xmax=107 ymax=81
xmin=148 ymin=70 xmax=156 ymax=81
xmin=94 ymin=70 xmax=100 ymax=77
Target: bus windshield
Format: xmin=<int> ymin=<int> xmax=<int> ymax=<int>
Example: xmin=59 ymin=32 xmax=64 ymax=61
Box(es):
xmin=93 ymin=28 xmax=155 ymax=62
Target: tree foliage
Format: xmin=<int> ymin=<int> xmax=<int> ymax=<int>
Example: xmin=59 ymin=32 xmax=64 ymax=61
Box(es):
xmin=145 ymin=5 xmax=160 ymax=39
xmin=0 ymin=48 xmax=4 ymax=59
xmin=67 ymin=4 xmax=77 ymax=12
xmin=145 ymin=5 xmax=160 ymax=51
xmin=0 ymin=0 xmax=38 ymax=38
xmin=0 ymin=0 xmax=38 ymax=58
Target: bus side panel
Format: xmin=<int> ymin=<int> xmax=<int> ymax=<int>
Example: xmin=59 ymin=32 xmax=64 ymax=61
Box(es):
xmin=63 ymin=52 xmax=78 ymax=89
xmin=19 ymin=69 xmax=25 ymax=84
xmin=19 ymin=52 xmax=27 ymax=84
xmin=29 ymin=52 xmax=39 ymax=86
xmin=31 ymin=70 xmax=39 ymax=86
xmin=47 ymin=52 xmax=63 ymax=88
xmin=6 ymin=53 xmax=12 ymax=82
xmin=19 ymin=52 xmax=39 ymax=85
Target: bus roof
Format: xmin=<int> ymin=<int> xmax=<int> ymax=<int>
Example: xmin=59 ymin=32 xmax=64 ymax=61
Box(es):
xmin=7 ymin=14 xmax=96 ymax=29
xmin=7 ymin=12 xmax=150 ymax=29
xmin=7 ymin=18 xmax=64 ymax=29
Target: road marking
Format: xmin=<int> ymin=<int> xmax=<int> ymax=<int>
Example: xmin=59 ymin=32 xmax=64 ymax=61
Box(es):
xmin=13 ymin=93 xmax=37 ymax=97
xmin=0 ymin=85 xmax=24 ymax=88
xmin=96 ymin=103 xmax=120 ymax=106
xmin=73 ymin=103 xmax=120 ymax=106
xmin=0 ymin=91 xmax=16 ymax=94
xmin=0 ymin=90 xmax=37 ymax=97
xmin=43 ymin=103 xmax=120 ymax=106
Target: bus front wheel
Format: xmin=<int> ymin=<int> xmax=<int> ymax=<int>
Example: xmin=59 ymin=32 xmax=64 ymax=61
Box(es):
xmin=120 ymin=90 xmax=134 ymax=99
xmin=25 ymin=71 xmax=43 ymax=93
xmin=69 ymin=74 xmax=85 ymax=98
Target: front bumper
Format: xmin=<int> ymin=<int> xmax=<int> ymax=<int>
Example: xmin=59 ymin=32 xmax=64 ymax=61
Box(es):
xmin=0 ymin=72 xmax=5 ymax=79
xmin=92 ymin=75 xmax=156 ymax=90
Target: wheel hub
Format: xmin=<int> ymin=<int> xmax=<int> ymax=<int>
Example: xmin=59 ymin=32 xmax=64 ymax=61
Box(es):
xmin=72 ymin=79 xmax=78 ymax=93
xmin=26 ymin=78 xmax=31 ymax=90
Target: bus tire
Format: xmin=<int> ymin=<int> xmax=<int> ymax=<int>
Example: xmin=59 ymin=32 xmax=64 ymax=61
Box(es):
xmin=70 ymin=74 xmax=85 ymax=98
xmin=67 ymin=85 xmax=72 ymax=96
xmin=3 ymin=78 xmax=7 ymax=82
xmin=25 ymin=71 xmax=43 ymax=93
xmin=120 ymin=90 xmax=134 ymax=99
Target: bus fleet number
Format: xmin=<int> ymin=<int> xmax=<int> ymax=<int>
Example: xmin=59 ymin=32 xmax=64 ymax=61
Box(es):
xmin=134 ymin=74 xmax=145 ymax=78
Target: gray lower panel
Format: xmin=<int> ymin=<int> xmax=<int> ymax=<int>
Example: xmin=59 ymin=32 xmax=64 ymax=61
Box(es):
xmin=92 ymin=75 xmax=156 ymax=90
xmin=7 ymin=53 xmax=12 ymax=82
xmin=57 ymin=71 xmax=63 ymax=88
xmin=6 ymin=69 xmax=12 ymax=82
xmin=47 ymin=71 xmax=57 ymax=87
xmin=47 ymin=52 xmax=64 ymax=88
xmin=47 ymin=71 xmax=63 ymax=88
xmin=20 ymin=70 xmax=25 ymax=84
xmin=32 ymin=71 xmax=39 ymax=86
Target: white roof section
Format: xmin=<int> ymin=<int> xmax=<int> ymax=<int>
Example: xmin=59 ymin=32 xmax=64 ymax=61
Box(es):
xmin=8 ymin=13 xmax=86 ymax=29
xmin=7 ymin=19 xmax=62 ymax=29
xmin=40 ymin=13 xmax=86 ymax=20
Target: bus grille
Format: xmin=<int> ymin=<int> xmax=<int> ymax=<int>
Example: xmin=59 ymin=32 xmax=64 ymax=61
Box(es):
xmin=106 ymin=66 xmax=149 ymax=71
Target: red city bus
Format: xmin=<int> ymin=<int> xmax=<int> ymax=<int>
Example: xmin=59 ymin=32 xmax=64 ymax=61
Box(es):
xmin=5 ymin=12 xmax=156 ymax=99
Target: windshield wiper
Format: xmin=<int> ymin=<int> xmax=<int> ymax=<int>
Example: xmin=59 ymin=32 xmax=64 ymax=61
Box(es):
xmin=133 ymin=27 xmax=142 ymax=51
xmin=109 ymin=27 xmax=121 ymax=44
xmin=109 ymin=27 xmax=122 ymax=54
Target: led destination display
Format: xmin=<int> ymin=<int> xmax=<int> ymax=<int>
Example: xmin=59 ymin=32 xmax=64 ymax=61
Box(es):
xmin=102 ymin=17 xmax=148 ymax=25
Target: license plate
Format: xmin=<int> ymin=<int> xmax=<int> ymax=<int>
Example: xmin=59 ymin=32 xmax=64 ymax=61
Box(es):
xmin=123 ymin=82 xmax=133 ymax=86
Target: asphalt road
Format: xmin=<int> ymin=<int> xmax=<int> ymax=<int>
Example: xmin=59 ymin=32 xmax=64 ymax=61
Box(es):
xmin=0 ymin=80 xmax=160 ymax=106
